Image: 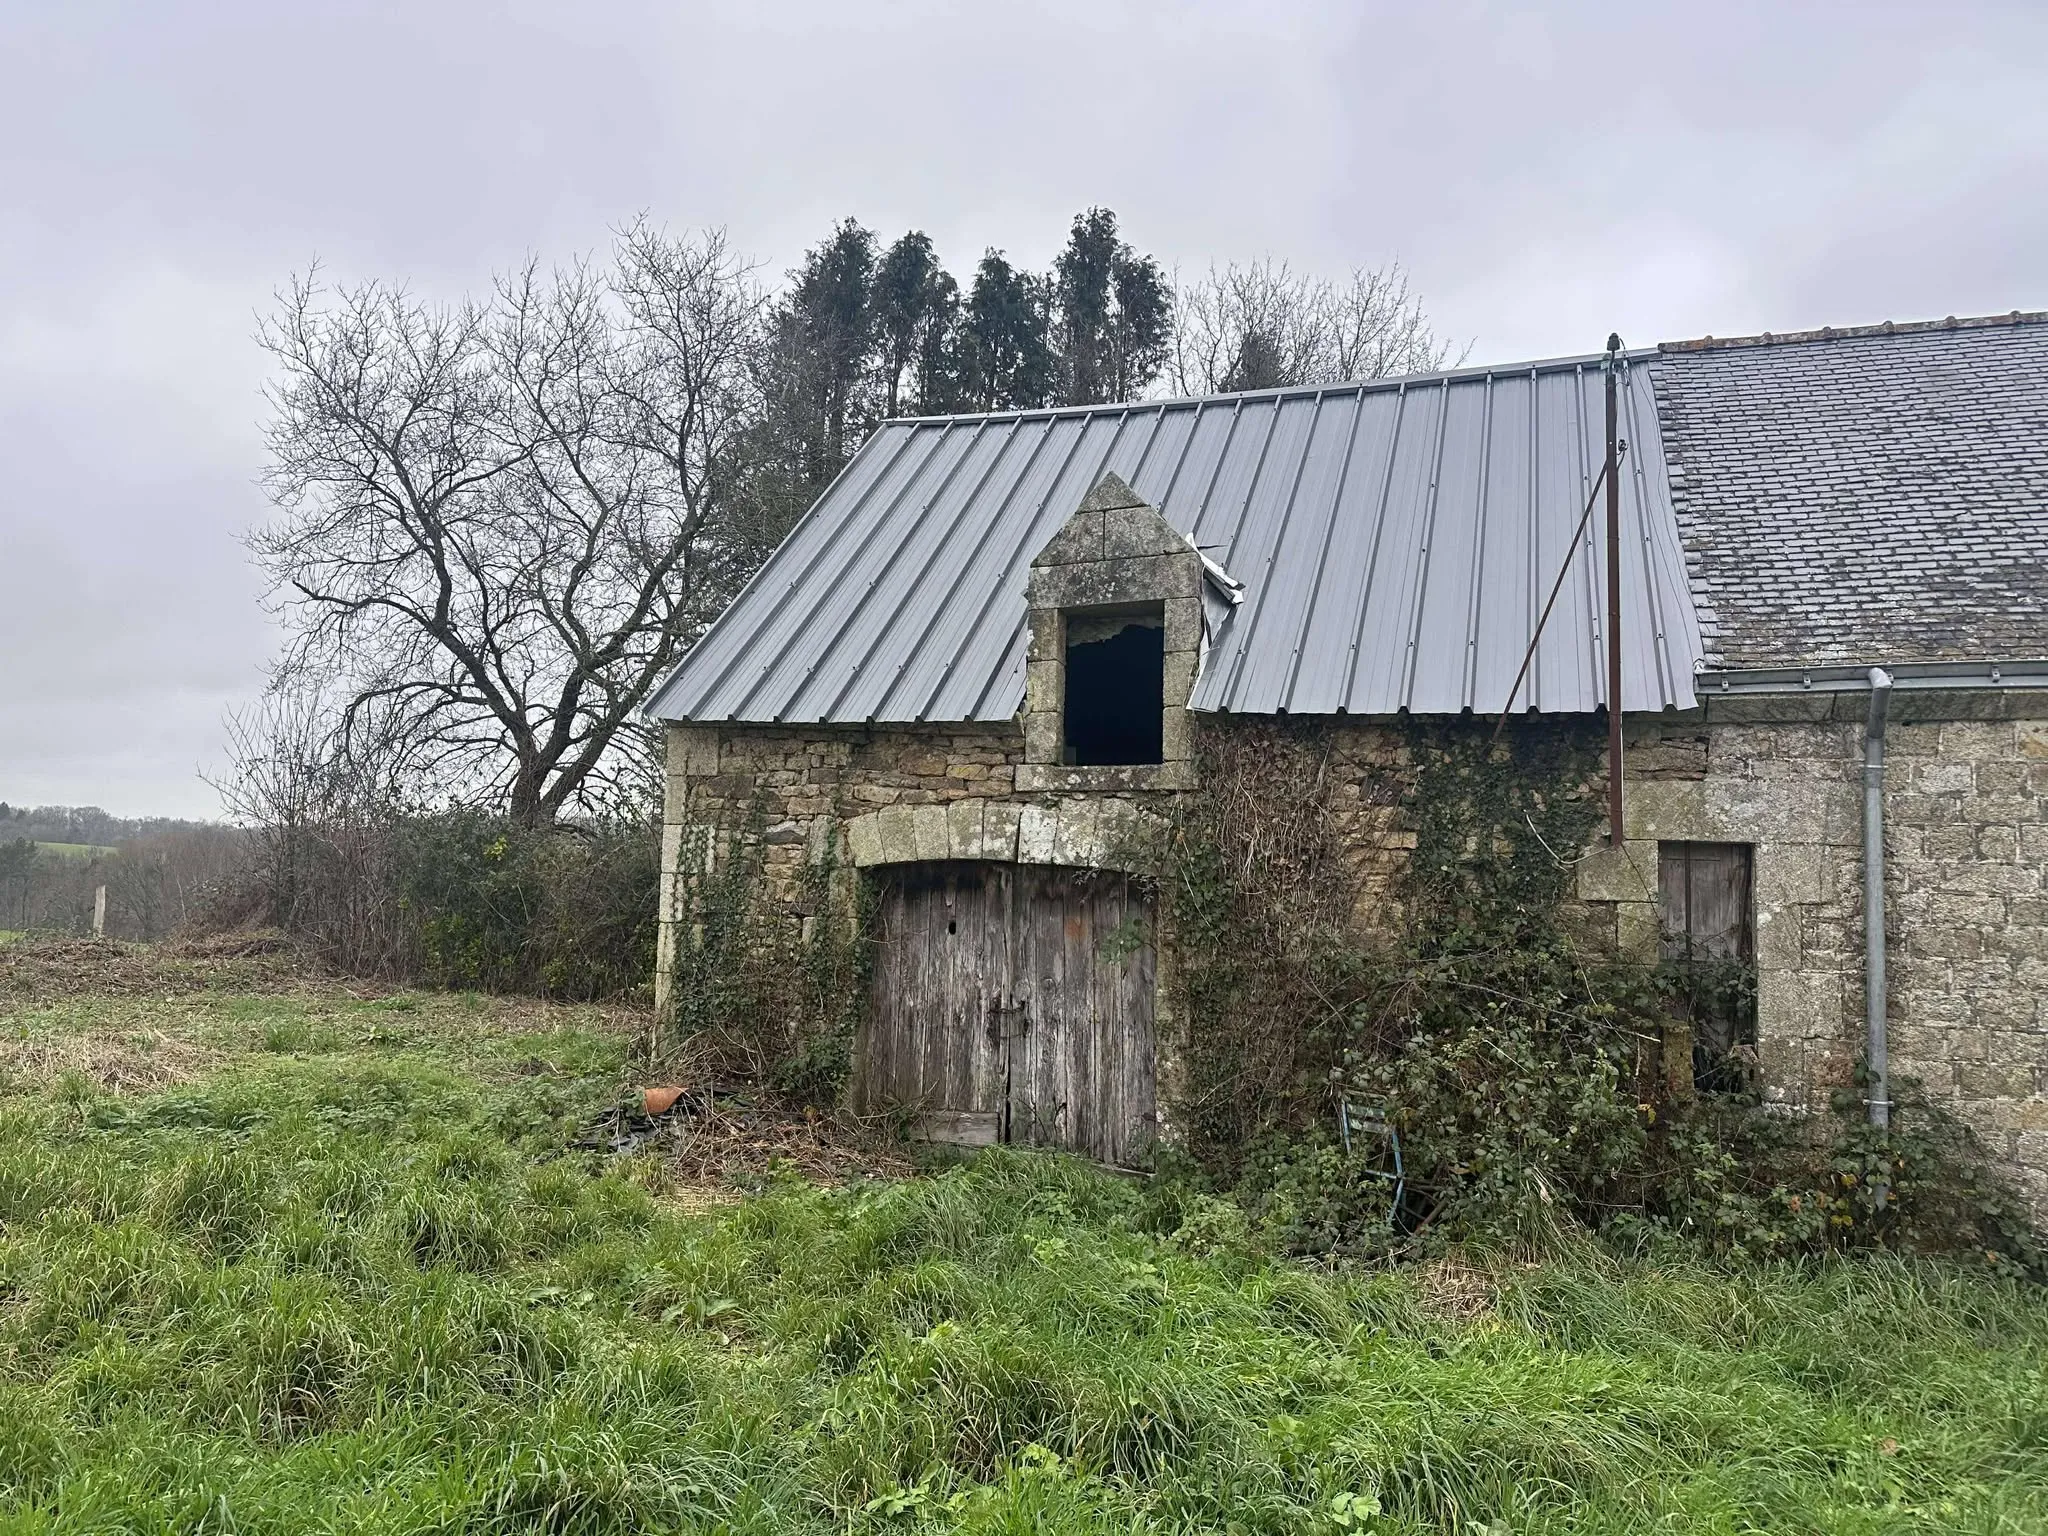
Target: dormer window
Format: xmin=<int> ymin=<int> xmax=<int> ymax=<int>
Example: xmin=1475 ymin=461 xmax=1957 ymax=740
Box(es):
xmin=1062 ymin=604 xmax=1165 ymax=765
xmin=1017 ymin=472 xmax=1210 ymax=791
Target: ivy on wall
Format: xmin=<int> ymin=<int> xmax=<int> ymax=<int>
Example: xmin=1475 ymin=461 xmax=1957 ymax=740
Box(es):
xmin=1155 ymin=717 xmax=1362 ymax=1168
xmin=660 ymin=795 xmax=872 ymax=1107
xmin=1154 ymin=716 xmax=1643 ymax=1242
xmin=1150 ymin=715 xmax=2043 ymax=1272
xmin=1400 ymin=718 xmax=1605 ymax=950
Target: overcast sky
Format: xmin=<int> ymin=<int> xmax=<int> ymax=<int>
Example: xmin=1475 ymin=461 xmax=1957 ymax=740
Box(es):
xmin=2 ymin=0 xmax=2043 ymax=819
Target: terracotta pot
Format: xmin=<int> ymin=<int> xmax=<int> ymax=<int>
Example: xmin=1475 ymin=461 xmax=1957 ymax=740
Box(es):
xmin=641 ymin=1085 xmax=685 ymax=1117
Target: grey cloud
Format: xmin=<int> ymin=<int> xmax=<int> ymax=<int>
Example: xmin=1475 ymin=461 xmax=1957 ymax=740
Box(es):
xmin=1 ymin=0 xmax=2041 ymax=815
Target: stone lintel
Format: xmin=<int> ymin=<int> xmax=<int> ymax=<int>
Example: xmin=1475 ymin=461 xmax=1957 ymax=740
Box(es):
xmin=1016 ymin=804 xmax=1058 ymax=863
xmin=846 ymin=812 xmax=883 ymax=867
xmin=841 ymin=796 xmax=1160 ymax=872
xmin=1028 ymin=551 xmax=1202 ymax=611
xmin=980 ymin=800 xmax=1023 ymax=860
xmin=910 ymin=804 xmax=950 ymax=861
xmin=874 ymin=804 xmax=919 ymax=864
xmin=1015 ymin=761 xmax=1197 ymax=793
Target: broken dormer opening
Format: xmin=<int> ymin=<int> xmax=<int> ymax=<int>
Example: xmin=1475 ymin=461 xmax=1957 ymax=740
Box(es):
xmin=1063 ymin=604 xmax=1165 ymax=765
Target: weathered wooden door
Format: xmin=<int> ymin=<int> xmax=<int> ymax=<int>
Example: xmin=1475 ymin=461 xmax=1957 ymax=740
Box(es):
xmin=1657 ymin=840 xmax=1756 ymax=1093
xmin=861 ymin=862 xmax=1157 ymax=1166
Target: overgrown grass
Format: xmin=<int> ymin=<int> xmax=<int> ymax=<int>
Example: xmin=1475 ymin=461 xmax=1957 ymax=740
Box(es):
xmin=0 ymin=1002 xmax=2044 ymax=1532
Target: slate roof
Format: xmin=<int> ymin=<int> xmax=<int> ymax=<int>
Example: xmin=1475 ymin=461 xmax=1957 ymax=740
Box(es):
xmin=649 ymin=356 xmax=1703 ymax=724
xmin=1655 ymin=312 xmax=2048 ymax=670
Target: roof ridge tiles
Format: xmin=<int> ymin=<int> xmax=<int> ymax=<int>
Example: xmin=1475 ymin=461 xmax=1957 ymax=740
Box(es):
xmin=1661 ymin=308 xmax=2046 ymax=354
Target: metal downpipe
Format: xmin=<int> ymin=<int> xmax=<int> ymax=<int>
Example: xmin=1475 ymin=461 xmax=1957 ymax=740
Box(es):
xmin=1863 ymin=667 xmax=1894 ymax=1129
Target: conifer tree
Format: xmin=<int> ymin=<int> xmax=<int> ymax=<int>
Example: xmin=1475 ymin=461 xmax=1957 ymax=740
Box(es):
xmin=958 ymin=251 xmax=1054 ymax=411
xmin=1052 ymin=207 xmax=1171 ymax=405
xmin=873 ymin=231 xmax=962 ymax=416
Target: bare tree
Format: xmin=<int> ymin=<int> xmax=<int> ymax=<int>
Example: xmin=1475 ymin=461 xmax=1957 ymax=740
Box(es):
xmin=1168 ymin=258 xmax=1463 ymax=395
xmin=252 ymin=225 xmax=763 ymax=826
xmin=213 ymin=684 xmax=415 ymax=964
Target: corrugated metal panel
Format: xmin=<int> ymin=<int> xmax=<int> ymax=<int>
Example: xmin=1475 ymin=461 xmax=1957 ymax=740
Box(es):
xmin=648 ymin=353 xmax=1702 ymax=723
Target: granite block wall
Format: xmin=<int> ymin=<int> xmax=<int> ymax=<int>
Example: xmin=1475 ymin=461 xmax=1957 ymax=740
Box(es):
xmin=660 ymin=695 xmax=2048 ymax=1216
xmin=1580 ymin=695 xmax=2048 ymax=1216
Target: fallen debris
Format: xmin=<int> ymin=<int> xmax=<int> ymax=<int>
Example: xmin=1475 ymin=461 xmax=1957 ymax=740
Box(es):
xmin=577 ymin=1084 xmax=914 ymax=1188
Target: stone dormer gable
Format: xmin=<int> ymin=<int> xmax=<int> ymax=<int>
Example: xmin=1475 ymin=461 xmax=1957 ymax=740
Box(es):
xmin=1018 ymin=473 xmax=1213 ymax=792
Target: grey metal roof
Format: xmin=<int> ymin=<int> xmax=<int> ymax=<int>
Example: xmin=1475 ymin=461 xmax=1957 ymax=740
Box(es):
xmin=649 ymin=355 xmax=1705 ymax=724
xmin=1657 ymin=312 xmax=2048 ymax=670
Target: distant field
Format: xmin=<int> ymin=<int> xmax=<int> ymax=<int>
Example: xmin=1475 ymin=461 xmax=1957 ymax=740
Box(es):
xmin=28 ymin=841 xmax=117 ymax=859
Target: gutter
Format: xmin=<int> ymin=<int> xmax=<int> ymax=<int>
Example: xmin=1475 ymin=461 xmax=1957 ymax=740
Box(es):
xmin=1692 ymin=657 xmax=2048 ymax=697
xmin=1685 ymin=658 xmax=2032 ymax=1134
xmin=1862 ymin=668 xmax=1893 ymax=1131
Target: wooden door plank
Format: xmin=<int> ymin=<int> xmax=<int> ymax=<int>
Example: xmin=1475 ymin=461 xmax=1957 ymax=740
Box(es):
xmin=864 ymin=861 xmax=1158 ymax=1166
xmin=861 ymin=863 xmax=1006 ymax=1130
xmin=1008 ymin=866 xmax=1157 ymax=1166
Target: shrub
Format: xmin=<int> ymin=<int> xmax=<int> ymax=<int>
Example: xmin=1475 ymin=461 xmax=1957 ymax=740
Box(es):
xmin=215 ymin=805 xmax=659 ymax=999
xmin=397 ymin=812 xmax=658 ymax=1000
xmin=1155 ymin=716 xmax=2044 ymax=1273
xmin=1643 ymin=1072 xmax=2046 ymax=1276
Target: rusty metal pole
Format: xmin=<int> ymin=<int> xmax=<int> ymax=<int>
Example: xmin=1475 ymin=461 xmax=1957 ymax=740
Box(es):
xmin=1604 ymin=334 xmax=1625 ymax=846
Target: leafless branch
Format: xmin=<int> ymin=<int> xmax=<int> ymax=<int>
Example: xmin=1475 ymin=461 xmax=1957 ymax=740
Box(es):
xmin=250 ymin=231 xmax=766 ymax=825
xmin=1168 ymin=257 xmax=1465 ymax=395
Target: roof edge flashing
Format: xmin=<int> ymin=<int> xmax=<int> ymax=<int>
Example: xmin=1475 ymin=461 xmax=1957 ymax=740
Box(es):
xmin=881 ymin=348 xmax=1662 ymax=428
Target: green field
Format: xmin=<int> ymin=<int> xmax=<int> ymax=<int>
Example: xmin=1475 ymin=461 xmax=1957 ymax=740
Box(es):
xmin=1 ymin=948 xmax=2045 ymax=1533
xmin=23 ymin=842 xmax=117 ymax=860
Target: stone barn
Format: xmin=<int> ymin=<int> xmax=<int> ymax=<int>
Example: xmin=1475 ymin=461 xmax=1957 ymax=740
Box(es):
xmin=648 ymin=312 xmax=2048 ymax=1209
